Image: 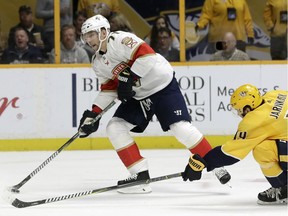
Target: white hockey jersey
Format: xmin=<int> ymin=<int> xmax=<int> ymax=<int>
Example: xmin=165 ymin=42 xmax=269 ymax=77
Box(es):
xmin=91 ymin=31 xmax=174 ymax=109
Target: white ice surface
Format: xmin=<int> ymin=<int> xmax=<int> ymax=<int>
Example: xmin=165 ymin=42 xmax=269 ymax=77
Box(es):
xmin=0 ymin=149 xmax=287 ymax=216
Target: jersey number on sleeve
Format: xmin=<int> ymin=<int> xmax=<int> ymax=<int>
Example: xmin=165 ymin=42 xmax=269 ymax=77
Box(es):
xmin=234 ymin=131 xmax=247 ymax=140
xmin=108 ymin=32 xmax=119 ymax=42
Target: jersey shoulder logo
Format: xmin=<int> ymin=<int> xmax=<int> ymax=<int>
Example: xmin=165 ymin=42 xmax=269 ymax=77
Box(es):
xmin=121 ymin=37 xmax=138 ymax=49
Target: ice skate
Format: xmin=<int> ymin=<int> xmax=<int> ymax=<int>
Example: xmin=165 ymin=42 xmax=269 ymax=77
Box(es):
xmin=117 ymin=170 xmax=152 ymax=194
xmin=213 ymin=167 xmax=231 ymax=185
xmin=257 ymin=185 xmax=287 ymax=205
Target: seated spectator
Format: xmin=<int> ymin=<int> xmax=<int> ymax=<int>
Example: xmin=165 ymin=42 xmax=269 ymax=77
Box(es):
xmin=154 ymin=27 xmax=180 ymax=62
xmin=210 ymin=32 xmax=250 ymax=61
xmin=74 ymin=11 xmax=88 ymax=42
xmin=73 ymin=10 xmax=94 ymax=60
xmin=144 ymin=15 xmax=180 ymax=51
xmin=1 ymin=27 xmax=44 ymax=64
xmin=109 ymin=12 xmax=133 ymax=32
xmin=77 ymin=0 xmax=120 ymax=19
xmin=49 ymin=24 xmax=90 ymax=63
xmin=8 ymin=5 xmax=47 ymax=57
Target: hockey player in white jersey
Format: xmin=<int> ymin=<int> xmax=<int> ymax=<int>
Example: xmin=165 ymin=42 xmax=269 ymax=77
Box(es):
xmin=79 ymin=14 xmax=231 ymax=193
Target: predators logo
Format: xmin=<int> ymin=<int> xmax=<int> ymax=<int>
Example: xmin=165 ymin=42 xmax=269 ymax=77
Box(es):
xmin=121 ymin=37 xmax=138 ymax=49
xmin=239 ymin=91 xmax=247 ymax=97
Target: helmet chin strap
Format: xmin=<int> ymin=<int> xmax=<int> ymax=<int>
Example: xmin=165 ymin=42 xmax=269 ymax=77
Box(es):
xmin=96 ymin=28 xmax=109 ymax=53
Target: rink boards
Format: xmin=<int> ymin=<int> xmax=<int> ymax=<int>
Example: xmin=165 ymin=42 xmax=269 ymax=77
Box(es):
xmin=0 ymin=62 xmax=287 ymax=150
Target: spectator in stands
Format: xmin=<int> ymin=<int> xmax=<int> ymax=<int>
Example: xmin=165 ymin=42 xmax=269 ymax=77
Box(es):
xmin=109 ymin=12 xmax=133 ymax=32
xmin=196 ymin=0 xmax=254 ymax=53
xmin=73 ymin=10 xmax=94 ymax=60
xmin=154 ymin=27 xmax=179 ymax=62
xmin=8 ymin=5 xmax=45 ymax=50
xmin=35 ymin=0 xmax=73 ymax=53
xmin=74 ymin=11 xmax=88 ymax=42
xmin=210 ymin=32 xmax=250 ymax=61
xmin=263 ymin=0 xmax=287 ymax=60
xmin=77 ymin=0 xmax=120 ymax=19
xmin=1 ymin=27 xmax=44 ymax=64
xmin=49 ymin=24 xmax=90 ymax=63
xmin=145 ymin=15 xmax=180 ymax=51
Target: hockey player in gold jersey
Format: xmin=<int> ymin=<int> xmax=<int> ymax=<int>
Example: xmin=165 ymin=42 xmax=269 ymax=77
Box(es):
xmin=181 ymin=84 xmax=287 ymax=205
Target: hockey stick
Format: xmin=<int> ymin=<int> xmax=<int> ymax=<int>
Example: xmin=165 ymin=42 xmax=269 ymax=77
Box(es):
xmin=8 ymin=100 xmax=117 ymax=193
xmin=10 ymin=172 xmax=183 ymax=208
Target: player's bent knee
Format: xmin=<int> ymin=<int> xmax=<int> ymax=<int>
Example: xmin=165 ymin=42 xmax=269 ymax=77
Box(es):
xmin=253 ymin=140 xmax=278 ymax=164
xmin=170 ymin=121 xmax=203 ymax=148
xmin=106 ymin=117 xmax=135 ymax=150
xmin=253 ymin=141 xmax=283 ymax=176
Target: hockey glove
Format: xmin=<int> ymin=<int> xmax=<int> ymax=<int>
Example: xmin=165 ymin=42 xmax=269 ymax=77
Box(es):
xmin=247 ymin=37 xmax=254 ymax=45
xmin=182 ymin=154 xmax=207 ymax=181
xmin=195 ymin=24 xmax=199 ymax=32
xmin=117 ymin=67 xmax=136 ymax=103
xmin=78 ymin=110 xmax=100 ymax=138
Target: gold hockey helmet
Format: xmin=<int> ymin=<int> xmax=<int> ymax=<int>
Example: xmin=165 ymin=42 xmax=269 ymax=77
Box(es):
xmin=230 ymin=84 xmax=262 ymax=117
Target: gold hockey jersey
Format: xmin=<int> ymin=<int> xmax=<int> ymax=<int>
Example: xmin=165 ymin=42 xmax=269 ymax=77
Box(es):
xmin=222 ymin=90 xmax=288 ymax=160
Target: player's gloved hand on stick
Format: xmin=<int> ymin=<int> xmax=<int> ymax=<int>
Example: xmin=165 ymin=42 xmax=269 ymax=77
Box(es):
xmin=182 ymin=154 xmax=207 ymax=181
xmin=78 ymin=110 xmax=100 ymax=138
xmin=247 ymin=37 xmax=254 ymax=45
xmin=117 ymin=67 xmax=135 ymax=103
xmin=195 ymin=24 xmax=199 ymax=32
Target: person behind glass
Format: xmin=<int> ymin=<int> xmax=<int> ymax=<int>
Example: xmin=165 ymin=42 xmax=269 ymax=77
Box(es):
xmin=77 ymin=0 xmax=120 ymax=19
xmin=8 ymin=5 xmax=46 ymax=53
xmin=196 ymin=0 xmax=254 ymax=53
xmin=49 ymin=24 xmax=90 ymax=63
xmin=109 ymin=12 xmax=133 ymax=33
xmin=210 ymin=32 xmax=250 ymax=61
xmin=73 ymin=10 xmax=94 ymax=60
xmin=1 ymin=27 xmax=44 ymax=64
xmin=154 ymin=27 xmax=179 ymax=62
xmin=35 ymin=0 xmax=73 ymax=53
xmin=263 ymin=0 xmax=287 ymax=60
xmin=144 ymin=15 xmax=180 ymax=51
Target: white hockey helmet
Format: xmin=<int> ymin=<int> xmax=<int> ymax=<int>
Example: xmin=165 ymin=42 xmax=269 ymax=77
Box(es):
xmin=81 ymin=14 xmax=110 ymax=35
